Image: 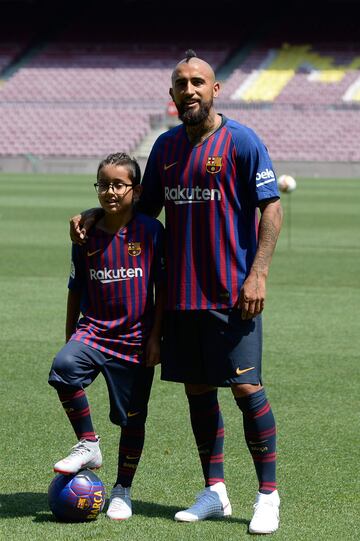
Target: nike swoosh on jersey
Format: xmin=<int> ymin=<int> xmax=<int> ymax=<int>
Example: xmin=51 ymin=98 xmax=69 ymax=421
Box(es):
xmin=87 ymin=249 xmax=102 ymax=257
xmin=164 ymin=161 xmax=178 ymax=171
xmin=235 ymin=366 xmax=255 ymax=376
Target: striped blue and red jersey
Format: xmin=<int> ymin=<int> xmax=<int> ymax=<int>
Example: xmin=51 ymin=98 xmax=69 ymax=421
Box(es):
xmin=68 ymin=213 xmax=164 ymax=363
xmin=140 ymin=115 xmax=279 ymax=311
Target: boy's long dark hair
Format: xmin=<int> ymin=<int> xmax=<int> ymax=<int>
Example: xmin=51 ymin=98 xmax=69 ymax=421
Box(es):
xmin=97 ymin=153 xmax=141 ymax=185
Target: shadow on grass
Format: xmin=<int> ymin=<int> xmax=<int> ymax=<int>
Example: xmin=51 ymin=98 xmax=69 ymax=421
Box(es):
xmin=0 ymin=492 xmax=52 ymax=519
xmin=132 ymin=500 xmax=248 ymax=525
xmin=0 ymin=493 xmax=248 ymax=525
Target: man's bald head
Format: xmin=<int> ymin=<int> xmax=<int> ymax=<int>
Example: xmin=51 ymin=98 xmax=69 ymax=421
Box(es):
xmin=169 ymin=49 xmax=220 ymax=126
xmin=171 ymin=49 xmax=216 ymax=85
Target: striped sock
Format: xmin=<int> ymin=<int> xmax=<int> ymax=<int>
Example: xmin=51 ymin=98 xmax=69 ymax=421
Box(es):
xmin=187 ymin=390 xmax=224 ymax=487
xmin=57 ymin=388 xmax=97 ymax=441
xmin=116 ymin=425 xmax=145 ymax=487
xmin=236 ymin=388 xmax=277 ymax=494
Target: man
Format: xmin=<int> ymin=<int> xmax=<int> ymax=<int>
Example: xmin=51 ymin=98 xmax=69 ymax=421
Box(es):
xmin=71 ymin=50 xmax=283 ymax=534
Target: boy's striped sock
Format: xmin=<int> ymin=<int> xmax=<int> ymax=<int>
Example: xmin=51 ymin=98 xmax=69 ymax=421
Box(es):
xmin=57 ymin=388 xmax=97 ymax=441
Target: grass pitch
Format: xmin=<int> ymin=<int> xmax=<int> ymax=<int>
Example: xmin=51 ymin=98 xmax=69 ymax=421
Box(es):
xmin=0 ymin=174 xmax=359 ymax=540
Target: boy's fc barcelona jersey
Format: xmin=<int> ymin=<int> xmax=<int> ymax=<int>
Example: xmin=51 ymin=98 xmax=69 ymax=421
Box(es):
xmin=68 ymin=213 xmax=164 ymax=362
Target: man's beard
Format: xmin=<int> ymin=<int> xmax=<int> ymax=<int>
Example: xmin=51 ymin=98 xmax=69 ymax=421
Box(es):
xmin=177 ymin=98 xmax=213 ymax=126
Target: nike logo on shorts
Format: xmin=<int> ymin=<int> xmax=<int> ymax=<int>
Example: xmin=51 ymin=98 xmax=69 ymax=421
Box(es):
xmin=127 ymin=411 xmax=140 ymax=417
xmin=236 ymin=366 xmax=255 ymax=376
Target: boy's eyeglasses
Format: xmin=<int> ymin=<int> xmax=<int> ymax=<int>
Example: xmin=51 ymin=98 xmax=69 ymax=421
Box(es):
xmin=94 ymin=182 xmax=133 ymax=195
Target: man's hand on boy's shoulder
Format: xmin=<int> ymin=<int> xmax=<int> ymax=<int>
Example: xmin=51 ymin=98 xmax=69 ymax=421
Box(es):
xmin=69 ymin=208 xmax=103 ymax=244
xmin=69 ymin=213 xmax=86 ymax=244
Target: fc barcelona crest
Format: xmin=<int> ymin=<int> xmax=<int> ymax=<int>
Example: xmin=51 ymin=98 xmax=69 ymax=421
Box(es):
xmin=206 ymin=156 xmax=222 ymax=174
xmin=128 ymin=242 xmax=141 ymax=256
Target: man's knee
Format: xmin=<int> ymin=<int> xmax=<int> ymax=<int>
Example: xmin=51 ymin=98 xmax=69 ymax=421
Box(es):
xmin=231 ymin=383 xmax=262 ymax=398
xmin=185 ymin=383 xmax=217 ymax=396
xmin=126 ymin=406 xmax=148 ymax=427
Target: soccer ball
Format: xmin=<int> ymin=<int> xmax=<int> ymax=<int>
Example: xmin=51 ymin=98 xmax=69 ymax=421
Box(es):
xmin=48 ymin=469 xmax=106 ymax=522
xmin=277 ymin=174 xmax=297 ymax=193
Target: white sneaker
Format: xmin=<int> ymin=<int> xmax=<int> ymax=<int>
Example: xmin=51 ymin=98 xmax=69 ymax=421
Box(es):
xmin=106 ymin=484 xmax=132 ymax=520
xmin=174 ymin=482 xmax=232 ymax=522
xmin=53 ymin=436 xmax=102 ymax=474
xmin=249 ymin=490 xmax=280 ymax=534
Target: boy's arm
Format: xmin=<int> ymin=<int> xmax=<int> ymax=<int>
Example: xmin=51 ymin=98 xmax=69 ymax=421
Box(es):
xmin=145 ymin=281 xmax=164 ymax=367
xmin=65 ymin=289 xmax=81 ymax=342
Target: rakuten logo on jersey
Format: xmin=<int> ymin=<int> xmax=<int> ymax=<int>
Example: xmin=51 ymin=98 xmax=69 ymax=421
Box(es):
xmin=256 ymin=168 xmax=276 ymax=187
xmin=165 ymin=185 xmax=221 ymax=205
xmin=90 ymin=267 xmax=143 ymax=284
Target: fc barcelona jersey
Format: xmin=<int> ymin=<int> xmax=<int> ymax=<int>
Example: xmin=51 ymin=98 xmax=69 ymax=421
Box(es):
xmin=140 ymin=115 xmax=279 ymax=310
xmin=68 ymin=213 xmax=164 ymax=362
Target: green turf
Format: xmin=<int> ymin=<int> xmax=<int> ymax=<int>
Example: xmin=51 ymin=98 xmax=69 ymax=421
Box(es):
xmin=0 ymin=174 xmax=359 ymax=540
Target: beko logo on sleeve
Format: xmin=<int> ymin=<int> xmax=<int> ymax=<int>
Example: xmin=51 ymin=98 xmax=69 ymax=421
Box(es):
xmin=256 ymin=168 xmax=276 ymax=187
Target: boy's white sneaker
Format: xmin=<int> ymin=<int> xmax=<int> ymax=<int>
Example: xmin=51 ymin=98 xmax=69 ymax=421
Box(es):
xmin=249 ymin=490 xmax=280 ymax=534
xmin=106 ymin=484 xmax=132 ymax=520
xmin=174 ymin=482 xmax=232 ymax=522
xmin=53 ymin=436 xmax=102 ymax=474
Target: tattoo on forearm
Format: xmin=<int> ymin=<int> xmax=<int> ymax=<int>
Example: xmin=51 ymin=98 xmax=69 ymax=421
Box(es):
xmin=252 ymin=205 xmax=283 ymax=275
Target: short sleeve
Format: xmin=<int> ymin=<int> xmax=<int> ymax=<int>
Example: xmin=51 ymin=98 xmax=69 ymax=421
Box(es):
xmin=234 ymin=126 xmax=280 ymax=204
xmin=68 ymin=243 xmax=85 ymax=291
xmin=138 ymin=139 xmax=165 ymax=217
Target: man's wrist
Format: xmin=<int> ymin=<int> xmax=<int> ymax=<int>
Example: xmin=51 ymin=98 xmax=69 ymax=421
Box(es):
xmin=248 ymin=267 xmax=268 ymax=280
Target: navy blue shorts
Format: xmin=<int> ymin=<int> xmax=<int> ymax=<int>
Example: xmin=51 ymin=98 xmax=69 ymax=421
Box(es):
xmin=161 ymin=309 xmax=262 ymax=386
xmin=48 ymin=340 xmax=154 ymax=427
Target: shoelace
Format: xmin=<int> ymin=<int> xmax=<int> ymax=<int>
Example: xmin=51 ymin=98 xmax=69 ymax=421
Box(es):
xmin=193 ymin=489 xmax=219 ymax=508
xmin=69 ymin=442 xmax=92 ymax=456
xmin=253 ymin=499 xmax=277 ymax=513
xmin=109 ymin=488 xmax=131 ymax=509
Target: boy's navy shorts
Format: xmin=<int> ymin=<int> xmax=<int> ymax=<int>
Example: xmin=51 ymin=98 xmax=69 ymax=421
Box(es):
xmin=48 ymin=340 xmax=154 ymax=427
xmin=161 ymin=309 xmax=262 ymax=386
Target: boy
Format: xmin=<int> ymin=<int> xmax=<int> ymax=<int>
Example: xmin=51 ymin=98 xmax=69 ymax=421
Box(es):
xmin=48 ymin=152 xmax=164 ymax=520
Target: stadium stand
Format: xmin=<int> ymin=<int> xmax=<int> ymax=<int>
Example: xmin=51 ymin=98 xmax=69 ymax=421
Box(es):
xmin=0 ymin=106 xmax=152 ymax=156
xmin=0 ymin=20 xmax=32 ymax=74
xmin=219 ymin=107 xmax=360 ymax=162
xmin=218 ymin=40 xmax=360 ymax=163
xmin=0 ymin=42 xmax=25 ymax=73
xmin=221 ymin=42 xmax=360 ymax=104
xmin=0 ymin=29 xmax=233 ymax=157
xmin=0 ymin=0 xmax=359 ymax=174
